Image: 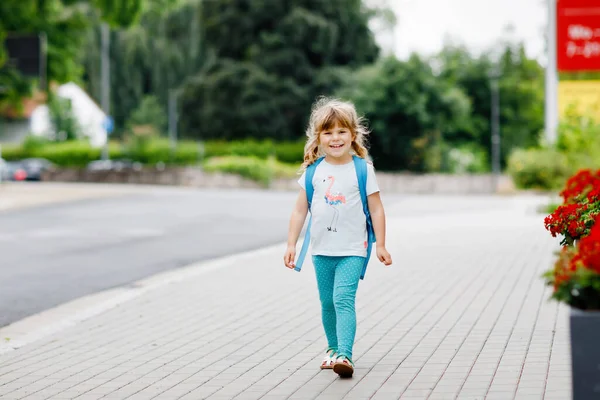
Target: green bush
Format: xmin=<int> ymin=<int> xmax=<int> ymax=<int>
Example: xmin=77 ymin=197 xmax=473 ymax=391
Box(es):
xmin=555 ymin=112 xmax=600 ymax=171
xmin=37 ymin=141 xmax=102 ymax=166
xmin=507 ymin=148 xmax=571 ymax=190
xmin=202 ymin=156 xmax=299 ymax=186
xmin=22 ymin=135 xmax=51 ymax=152
xmin=0 ymin=143 xmax=30 ymax=161
xmin=447 ymin=144 xmax=490 ymax=173
xmin=1 ymin=137 xmax=302 ymax=168
xmin=202 ymin=139 xmax=277 ymax=160
xmin=203 ymin=156 xmax=273 ymax=186
xmin=127 ymin=139 xmax=200 ymax=165
xmin=274 ymin=140 xmax=305 ymax=165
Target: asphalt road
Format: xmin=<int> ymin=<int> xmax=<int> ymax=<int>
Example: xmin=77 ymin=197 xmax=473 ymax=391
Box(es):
xmin=0 ymin=185 xmax=543 ymax=328
xmin=0 ymin=187 xmax=309 ymax=327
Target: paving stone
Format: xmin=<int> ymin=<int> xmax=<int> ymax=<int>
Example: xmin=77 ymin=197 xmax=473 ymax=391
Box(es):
xmin=0 ymin=196 xmax=569 ymax=400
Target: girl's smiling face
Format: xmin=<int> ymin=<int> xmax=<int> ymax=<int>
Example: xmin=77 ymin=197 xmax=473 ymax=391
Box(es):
xmin=319 ymin=121 xmax=354 ymax=163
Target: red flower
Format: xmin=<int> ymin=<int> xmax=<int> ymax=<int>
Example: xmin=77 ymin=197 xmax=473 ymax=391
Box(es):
xmin=587 ymin=187 xmax=600 ymax=203
xmin=578 ymin=215 xmax=600 ymax=274
xmin=560 ymin=169 xmax=600 ymax=203
xmin=544 ymin=203 xmax=589 ymax=239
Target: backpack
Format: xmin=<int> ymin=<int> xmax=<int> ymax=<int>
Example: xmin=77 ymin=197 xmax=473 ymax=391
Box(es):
xmin=294 ymin=155 xmax=376 ymax=280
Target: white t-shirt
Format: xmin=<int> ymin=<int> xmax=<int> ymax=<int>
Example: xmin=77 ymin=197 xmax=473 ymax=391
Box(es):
xmin=298 ymin=159 xmax=379 ymax=257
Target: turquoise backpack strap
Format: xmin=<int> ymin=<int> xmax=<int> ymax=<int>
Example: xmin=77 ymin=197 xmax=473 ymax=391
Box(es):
xmin=353 ymin=155 xmax=376 ymax=279
xmin=294 ymin=157 xmax=325 ymax=272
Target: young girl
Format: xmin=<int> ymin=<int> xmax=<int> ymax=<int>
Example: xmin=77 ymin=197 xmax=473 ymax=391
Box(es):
xmin=284 ymin=97 xmax=392 ymax=378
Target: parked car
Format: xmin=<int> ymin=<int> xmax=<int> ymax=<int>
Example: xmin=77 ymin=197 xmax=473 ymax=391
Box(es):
xmin=4 ymin=161 xmax=26 ymax=181
xmin=0 ymin=158 xmax=9 ymax=182
xmin=18 ymin=158 xmax=56 ymax=181
xmin=1 ymin=158 xmax=55 ymax=181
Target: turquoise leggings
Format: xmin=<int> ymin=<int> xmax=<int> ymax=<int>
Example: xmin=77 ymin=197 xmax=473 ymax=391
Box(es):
xmin=313 ymin=255 xmax=364 ymax=361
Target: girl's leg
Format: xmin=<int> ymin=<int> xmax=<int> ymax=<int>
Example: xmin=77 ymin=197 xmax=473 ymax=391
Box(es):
xmin=312 ymin=255 xmax=338 ymax=352
xmin=333 ymin=256 xmax=364 ymax=361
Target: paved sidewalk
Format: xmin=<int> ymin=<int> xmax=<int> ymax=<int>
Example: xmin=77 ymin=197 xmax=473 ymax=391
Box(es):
xmin=0 ymin=195 xmax=570 ymax=400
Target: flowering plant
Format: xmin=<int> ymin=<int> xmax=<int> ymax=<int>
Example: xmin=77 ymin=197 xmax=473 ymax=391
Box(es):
xmin=543 ymin=215 xmax=600 ymax=310
xmin=544 ymin=169 xmax=600 ymax=246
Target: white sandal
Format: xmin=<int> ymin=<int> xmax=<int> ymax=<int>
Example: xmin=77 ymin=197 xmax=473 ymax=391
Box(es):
xmin=333 ymin=356 xmax=354 ymax=378
xmin=320 ymin=348 xmax=337 ymax=370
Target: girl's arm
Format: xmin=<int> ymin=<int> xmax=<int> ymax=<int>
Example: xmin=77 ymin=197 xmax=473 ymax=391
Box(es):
xmin=284 ymin=189 xmax=309 ymax=268
xmin=368 ymin=192 xmax=392 ymax=266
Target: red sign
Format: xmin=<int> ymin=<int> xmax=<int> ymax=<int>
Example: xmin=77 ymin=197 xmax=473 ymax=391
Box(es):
xmin=557 ymin=0 xmax=600 ymax=72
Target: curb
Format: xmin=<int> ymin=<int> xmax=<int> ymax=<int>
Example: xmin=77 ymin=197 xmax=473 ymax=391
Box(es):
xmin=0 ymin=241 xmax=286 ymax=354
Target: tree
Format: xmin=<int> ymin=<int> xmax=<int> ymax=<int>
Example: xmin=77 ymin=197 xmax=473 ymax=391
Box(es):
xmin=337 ymin=55 xmax=472 ymax=171
xmin=81 ymin=0 xmax=206 ymax=134
xmin=179 ymin=0 xmax=380 ymax=141
xmin=0 ymin=0 xmax=141 ymax=110
xmin=437 ymin=42 xmax=544 ymax=168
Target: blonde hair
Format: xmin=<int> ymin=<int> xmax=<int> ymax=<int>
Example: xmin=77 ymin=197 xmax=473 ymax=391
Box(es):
xmin=301 ymin=97 xmax=370 ymax=170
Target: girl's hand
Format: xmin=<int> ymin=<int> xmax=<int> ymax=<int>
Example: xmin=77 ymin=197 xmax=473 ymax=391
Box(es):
xmin=377 ymin=246 xmax=392 ymax=266
xmin=284 ymin=245 xmax=296 ymax=269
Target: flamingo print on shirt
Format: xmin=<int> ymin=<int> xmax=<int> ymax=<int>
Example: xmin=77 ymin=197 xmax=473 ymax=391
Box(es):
xmin=323 ymin=176 xmax=346 ymax=232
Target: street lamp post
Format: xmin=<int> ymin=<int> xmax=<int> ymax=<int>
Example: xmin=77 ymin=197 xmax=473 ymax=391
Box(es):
xmin=168 ymin=89 xmax=179 ymax=162
xmin=100 ymin=22 xmax=110 ymax=161
xmin=489 ymin=67 xmax=501 ymax=193
xmin=545 ymin=0 xmax=559 ymax=144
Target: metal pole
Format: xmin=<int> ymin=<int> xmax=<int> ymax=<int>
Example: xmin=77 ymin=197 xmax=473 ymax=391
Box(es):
xmin=545 ymin=0 xmax=559 ymax=144
xmin=100 ymin=22 xmax=110 ymax=161
xmin=39 ymin=33 xmax=47 ymax=93
xmin=168 ymin=90 xmax=178 ymax=161
xmin=490 ymin=76 xmax=501 ymax=192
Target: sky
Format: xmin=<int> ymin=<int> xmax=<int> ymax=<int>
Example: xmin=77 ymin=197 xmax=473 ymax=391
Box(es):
xmin=372 ymin=0 xmax=548 ymax=62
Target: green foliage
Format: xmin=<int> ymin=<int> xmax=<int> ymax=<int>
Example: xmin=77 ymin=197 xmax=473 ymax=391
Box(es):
xmin=437 ymin=43 xmax=545 ymax=168
xmin=0 ymin=0 xmax=142 ymax=111
xmin=507 ymin=148 xmax=571 ymax=190
xmin=543 ymin=261 xmax=600 ymax=310
xmin=0 ymin=1 xmax=88 ymax=89
xmin=36 ymin=140 xmax=106 ymax=166
xmin=179 ymin=0 xmax=379 ymax=142
xmin=337 ymin=55 xmax=472 ymax=171
xmin=555 ymin=111 xmax=600 ymax=170
xmin=202 ymin=156 xmax=298 ymax=187
xmin=199 ymin=139 xmax=304 ymax=164
xmin=447 ymin=143 xmax=490 ymax=173
xmin=3 ymin=2 xmax=553 ymax=177
xmin=273 ymin=140 xmax=305 ymax=164
xmin=2 ymin=140 xmax=103 ymax=166
xmin=538 ymin=201 xmax=561 ymax=215
xmin=507 ymin=109 xmax=600 ymax=191
xmin=1 ymin=138 xmax=303 ymax=169
xmin=21 ymin=135 xmax=51 ymax=152
xmin=180 ymin=60 xmax=290 ymax=140
xmin=126 ymin=95 xmax=167 ymax=134
xmin=93 ymin=0 xmax=143 ymax=27
xmin=203 ymin=156 xmax=273 ymax=186
xmin=125 ymin=138 xmax=199 ymax=165
xmin=0 ymin=67 xmax=33 ymax=109
xmin=82 ymin=0 xmax=206 ymax=134
xmin=47 ymin=93 xmax=82 ymax=141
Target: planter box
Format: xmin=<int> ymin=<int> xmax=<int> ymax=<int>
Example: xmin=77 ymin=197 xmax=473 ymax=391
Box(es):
xmin=571 ymin=307 xmax=600 ymax=399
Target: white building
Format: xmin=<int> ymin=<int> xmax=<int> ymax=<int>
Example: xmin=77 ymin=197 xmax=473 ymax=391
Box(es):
xmin=29 ymin=82 xmax=108 ymax=148
xmin=0 ymin=82 xmax=108 ymax=148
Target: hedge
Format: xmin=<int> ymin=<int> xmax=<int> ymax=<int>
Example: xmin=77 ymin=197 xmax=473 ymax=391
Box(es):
xmin=0 ymin=138 xmax=306 ymax=167
xmin=203 ymin=156 xmax=299 ymax=186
